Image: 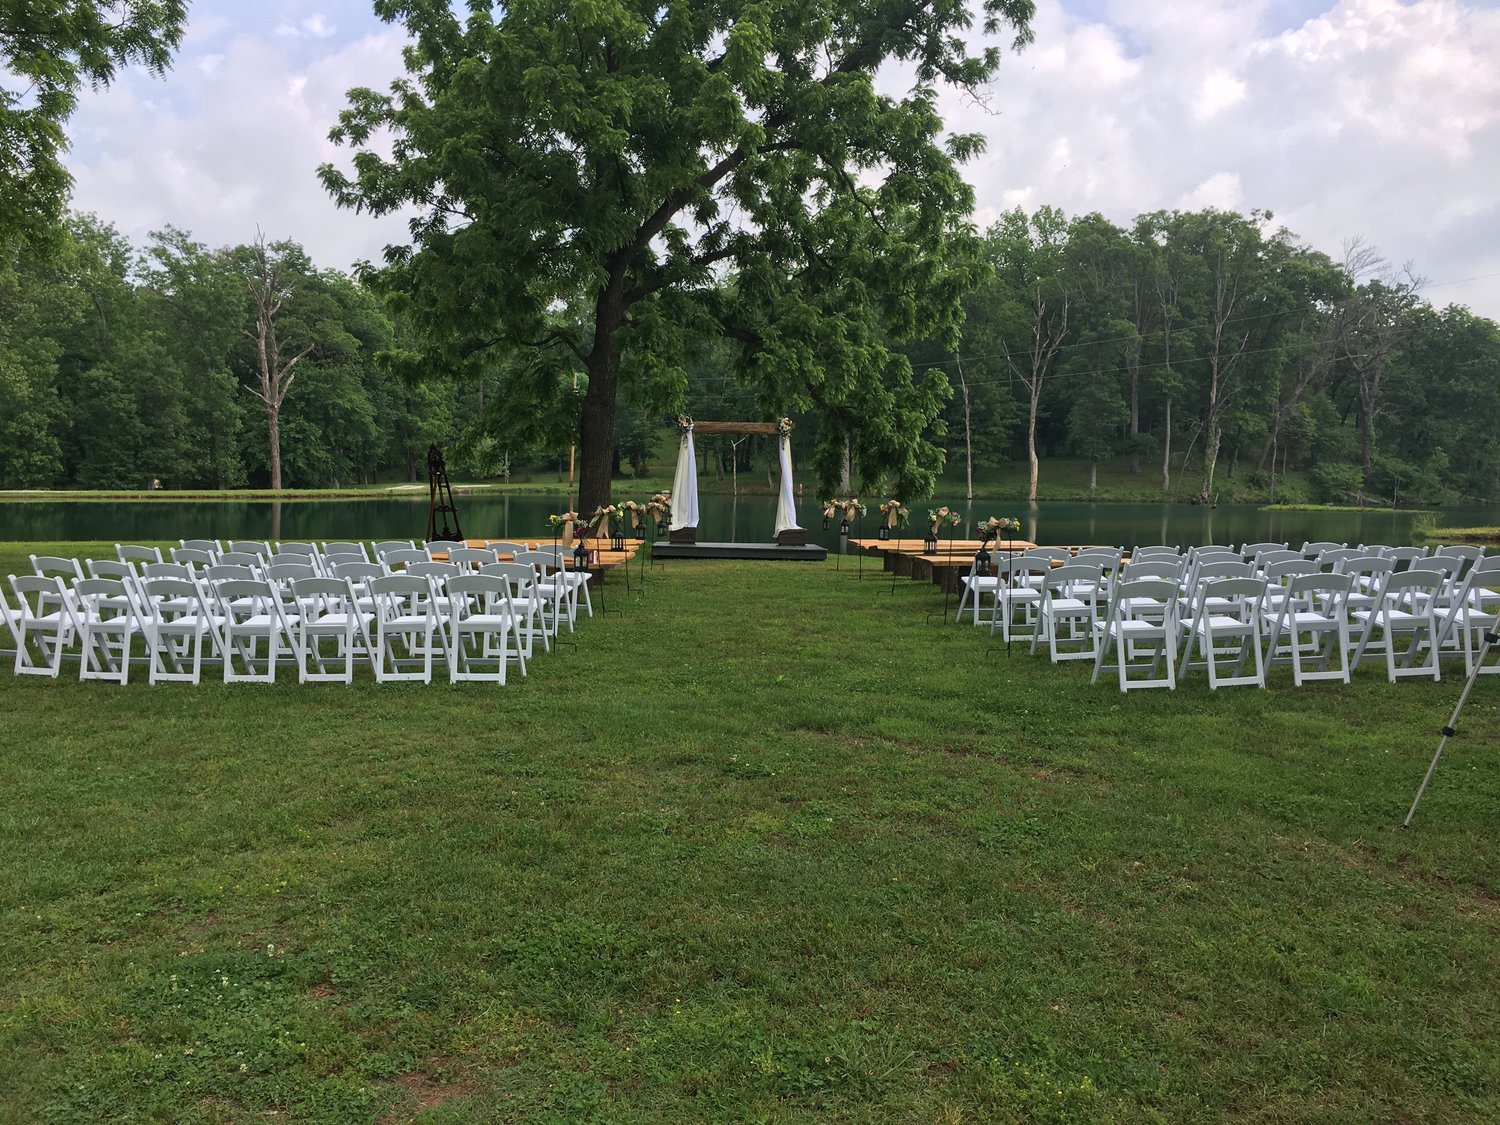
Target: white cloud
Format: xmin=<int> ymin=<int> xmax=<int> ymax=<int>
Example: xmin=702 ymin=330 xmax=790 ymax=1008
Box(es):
xmin=939 ymin=0 xmax=1500 ymax=315
xmin=56 ymin=0 xmax=1500 ymax=319
xmin=64 ymin=27 xmax=413 ymax=269
xmin=1178 ymin=172 xmax=1244 ymax=212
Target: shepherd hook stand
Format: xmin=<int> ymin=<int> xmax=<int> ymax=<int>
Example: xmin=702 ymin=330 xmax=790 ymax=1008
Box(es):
xmin=1404 ymin=625 xmax=1500 ymax=827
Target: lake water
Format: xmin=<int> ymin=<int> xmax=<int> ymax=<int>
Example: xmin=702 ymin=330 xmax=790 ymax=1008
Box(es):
xmin=0 ymin=494 xmax=1489 ymax=549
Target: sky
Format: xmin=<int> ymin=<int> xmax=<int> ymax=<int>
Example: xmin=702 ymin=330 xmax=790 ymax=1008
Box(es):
xmin=60 ymin=0 xmax=1500 ymax=318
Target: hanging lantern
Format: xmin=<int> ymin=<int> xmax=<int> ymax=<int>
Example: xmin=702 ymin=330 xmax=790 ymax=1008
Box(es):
xmin=924 ymin=534 xmax=938 ymax=554
xmin=877 ymin=526 xmax=890 ymax=541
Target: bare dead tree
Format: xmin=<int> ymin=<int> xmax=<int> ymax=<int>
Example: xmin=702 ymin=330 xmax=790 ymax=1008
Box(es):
xmin=244 ymin=234 xmax=313 ymax=491
xmin=1335 ymin=237 xmax=1425 ymax=492
xmin=955 ymin=353 xmax=974 ymax=501
xmin=1007 ymin=281 xmax=1069 ymax=503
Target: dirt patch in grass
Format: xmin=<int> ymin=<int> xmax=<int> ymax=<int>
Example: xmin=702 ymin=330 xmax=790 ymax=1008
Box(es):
xmin=381 ymin=1061 xmax=478 ymax=1122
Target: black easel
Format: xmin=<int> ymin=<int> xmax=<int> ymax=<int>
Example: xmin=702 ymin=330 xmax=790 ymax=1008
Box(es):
xmin=424 ymin=444 xmax=464 ymax=543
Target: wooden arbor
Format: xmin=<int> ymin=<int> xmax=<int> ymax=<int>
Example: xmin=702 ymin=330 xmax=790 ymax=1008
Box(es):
xmin=672 ymin=420 xmax=805 ymax=546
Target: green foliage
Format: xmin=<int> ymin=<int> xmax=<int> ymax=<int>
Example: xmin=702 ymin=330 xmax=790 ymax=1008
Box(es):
xmin=320 ymin=0 xmax=1037 ymax=507
xmin=0 ymin=1 xmax=187 ymax=243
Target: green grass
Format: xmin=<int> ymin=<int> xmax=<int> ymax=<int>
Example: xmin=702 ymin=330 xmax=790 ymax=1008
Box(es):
xmin=2 ymin=542 xmax=1498 ymax=1122
xmin=1263 ymin=504 xmax=1438 ymax=515
xmin=1414 ymin=527 xmax=1500 ymax=544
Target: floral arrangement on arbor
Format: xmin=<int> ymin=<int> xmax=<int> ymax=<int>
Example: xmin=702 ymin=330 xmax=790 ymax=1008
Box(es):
xmin=977 ymin=515 xmax=1021 ymax=541
xmin=879 ymin=499 xmax=909 ymax=529
xmin=927 ymin=506 xmax=962 ymax=534
xmin=776 ymin=416 xmax=795 ymax=436
xmin=676 ymin=414 xmax=694 ymax=434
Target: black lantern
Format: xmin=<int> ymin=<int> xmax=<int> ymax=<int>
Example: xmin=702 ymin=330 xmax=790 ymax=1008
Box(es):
xmin=822 ymin=515 xmax=830 ymax=530
xmin=612 ymin=531 xmax=625 ymax=551
xmin=975 ymin=546 xmax=992 ymax=569
xmin=877 ymin=526 xmax=890 ymax=541
xmin=839 ymin=519 xmax=850 ymax=535
xmin=656 ymin=518 xmax=670 ymax=539
xmin=572 ymin=541 xmax=588 ymax=569
xmin=633 ymin=522 xmax=646 ymax=541
xmin=924 ymin=533 xmax=938 ymax=554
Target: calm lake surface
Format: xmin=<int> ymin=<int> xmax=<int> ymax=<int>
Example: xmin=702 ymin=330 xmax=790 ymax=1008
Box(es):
xmin=1 ymin=494 xmax=1490 ymax=549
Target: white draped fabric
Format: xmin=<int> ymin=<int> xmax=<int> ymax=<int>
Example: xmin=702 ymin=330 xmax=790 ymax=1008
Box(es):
xmin=774 ymin=433 xmax=800 ymax=536
xmin=670 ymin=427 xmax=699 ymax=530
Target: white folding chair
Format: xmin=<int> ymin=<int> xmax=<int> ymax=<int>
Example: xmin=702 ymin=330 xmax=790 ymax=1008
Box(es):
xmin=321 ymin=541 xmax=371 ymax=562
xmin=139 ymin=577 xmax=223 ymax=685
xmin=7 ymin=575 xmax=74 ymax=677
xmin=74 ymin=578 xmax=143 ymax=684
xmin=214 ymin=579 xmax=296 ymax=683
xmin=227 ymin=541 xmax=272 ymax=560
xmin=1351 ymin=570 xmax=1445 ymax=682
xmin=1092 ymin=578 xmax=1180 ymax=691
xmin=373 ymin=540 xmax=417 ymax=563
xmin=523 ymin=546 xmax=593 ymax=621
xmin=1031 ymin=562 xmax=1103 ymax=664
xmin=445 ymin=574 xmax=527 ymax=684
xmin=290 ymin=577 xmax=373 ymax=684
xmin=1263 ymin=572 xmax=1353 ymax=686
xmin=482 ymin=562 xmax=552 ymax=657
xmin=1179 ymin=576 xmax=1267 ymax=689
xmin=955 ymin=551 xmax=1000 ymax=626
xmin=1433 ymin=556 xmax=1500 ymax=676
xmin=369 ymin=574 xmax=444 ymax=683
xmin=989 ymin=557 xmax=1050 ymax=641
xmin=117 ymin=544 xmax=163 ymax=567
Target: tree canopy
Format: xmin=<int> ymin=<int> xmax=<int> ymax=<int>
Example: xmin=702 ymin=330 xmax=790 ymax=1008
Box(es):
xmin=320 ymin=0 xmax=1036 ymax=511
xmin=0 ymin=1 xmax=187 ymax=244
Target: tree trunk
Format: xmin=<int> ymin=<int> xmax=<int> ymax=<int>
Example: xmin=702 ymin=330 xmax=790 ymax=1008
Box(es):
xmin=1089 ymin=460 xmax=1098 ymax=495
xmin=1161 ymin=397 xmax=1172 ymax=491
xmin=1026 ymin=391 xmax=1040 ymax=503
xmin=957 ymin=355 xmax=973 ymax=500
xmin=1127 ymin=371 xmax=1140 ymax=475
xmin=839 ymin=434 xmax=852 ymax=494
xmin=1359 ymin=401 xmax=1375 ymax=491
xmin=1200 ymin=425 xmax=1220 ymax=503
xmin=576 ymin=352 xmax=618 ymax=515
xmin=267 ymin=404 xmax=282 ymax=491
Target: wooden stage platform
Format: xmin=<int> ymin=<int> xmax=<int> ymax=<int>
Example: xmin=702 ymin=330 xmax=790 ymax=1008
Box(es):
xmin=652 ymin=541 xmax=829 ymax=561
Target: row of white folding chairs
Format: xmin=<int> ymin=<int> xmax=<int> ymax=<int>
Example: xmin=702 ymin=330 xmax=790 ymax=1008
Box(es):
xmin=2 ymin=569 xmax=549 ymax=686
xmin=963 ymin=544 xmax=1487 ymax=629
xmin=112 ymin=541 xmax=594 ymax=622
xmin=1011 ymin=558 xmax=1500 ymax=692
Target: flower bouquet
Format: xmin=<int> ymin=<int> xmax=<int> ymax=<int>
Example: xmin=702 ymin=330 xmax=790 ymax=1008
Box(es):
xmin=547 ymin=509 xmax=579 ymax=547
xmin=924 ymin=506 xmax=961 ymax=553
xmin=833 ymin=497 xmax=865 ymax=534
xmin=776 ymin=416 xmax=795 ymax=436
xmin=648 ymin=491 xmax=672 ymax=536
xmin=976 ymin=515 xmax=1021 ymax=544
xmin=621 ymin=499 xmax=648 ymax=539
xmin=878 ymin=499 xmax=908 ymax=541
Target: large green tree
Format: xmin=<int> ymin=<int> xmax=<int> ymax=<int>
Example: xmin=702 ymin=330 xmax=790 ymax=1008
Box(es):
xmin=320 ymin=0 xmax=1035 ymax=512
xmin=0 ymin=1 xmax=187 ymax=244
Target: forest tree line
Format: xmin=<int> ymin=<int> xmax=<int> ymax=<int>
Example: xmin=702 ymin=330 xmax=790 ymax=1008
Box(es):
xmin=2 ymin=206 xmax=1499 ymax=503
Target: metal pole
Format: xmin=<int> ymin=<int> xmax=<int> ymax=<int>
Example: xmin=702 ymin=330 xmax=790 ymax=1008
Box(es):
xmin=1404 ymin=625 xmax=1497 ymax=827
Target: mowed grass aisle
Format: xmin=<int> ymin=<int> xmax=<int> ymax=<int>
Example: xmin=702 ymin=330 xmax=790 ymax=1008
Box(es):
xmin=1 ymin=544 xmax=1497 ymax=1122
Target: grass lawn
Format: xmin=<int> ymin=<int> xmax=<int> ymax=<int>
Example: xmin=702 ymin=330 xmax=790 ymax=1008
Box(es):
xmin=1415 ymin=527 xmax=1500 ymax=545
xmin=1 ymin=543 xmax=1497 ymax=1122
